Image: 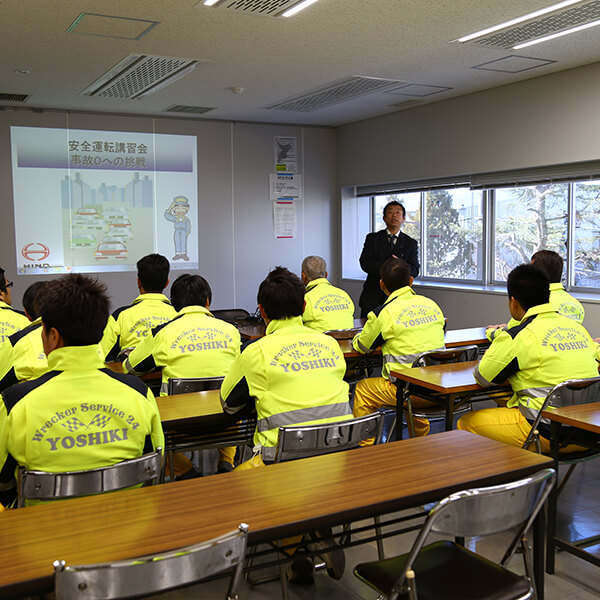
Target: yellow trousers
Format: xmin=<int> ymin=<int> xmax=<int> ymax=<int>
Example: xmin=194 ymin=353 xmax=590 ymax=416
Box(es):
xmin=353 ymin=377 xmax=430 ymax=443
xmin=457 ymin=407 xmax=585 ymax=454
xmin=168 ymin=446 xmax=237 ymax=477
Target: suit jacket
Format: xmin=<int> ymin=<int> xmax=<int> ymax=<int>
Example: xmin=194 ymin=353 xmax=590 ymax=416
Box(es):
xmin=359 ymin=229 xmax=419 ymax=315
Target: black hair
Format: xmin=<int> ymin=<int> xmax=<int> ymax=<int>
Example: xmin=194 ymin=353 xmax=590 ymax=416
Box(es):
xmin=383 ymin=200 xmax=406 ymax=218
xmin=380 ymin=257 xmax=411 ymax=292
xmin=507 ymin=264 xmax=550 ymax=311
xmin=170 ymin=274 xmax=212 ymax=312
xmin=531 ymin=250 xmax=563 ymax=283
xmin=137 ymin=254 xmax=170 ymax=293
xmin=37 ymin=274 xmax=109 ymax=346
xmin=22 ymin=281 xmax=47 ymax=320
xmin=0 ymin=267 xmax=5 ymax=292
xmin=257 ymin=266 xmax=304 ymax=320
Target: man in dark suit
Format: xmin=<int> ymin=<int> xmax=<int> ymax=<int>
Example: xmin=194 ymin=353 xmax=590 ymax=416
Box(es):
xmin=359 ymin=201 xmax=419 ymax=317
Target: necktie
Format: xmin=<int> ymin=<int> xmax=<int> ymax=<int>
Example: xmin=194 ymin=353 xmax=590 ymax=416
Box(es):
xmin=389 ymin=234 xmax=397 ymax=250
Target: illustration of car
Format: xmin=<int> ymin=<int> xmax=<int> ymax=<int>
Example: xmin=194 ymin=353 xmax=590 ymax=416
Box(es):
xmin=75 ymin=207 xmax=100 ymax=218
xmin=70 ymin=232 xmax=96 ymax=247
xmin=95 ymin=240 xmax=128 ymax=259
xmin=109 ymin=218 xmax=133 ymax=239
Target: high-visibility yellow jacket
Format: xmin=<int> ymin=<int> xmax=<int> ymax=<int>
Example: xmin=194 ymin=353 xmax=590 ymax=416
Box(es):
xmin=352 ymin=286 xmax=446 ymax=381
xmin=0 ymin=318 xmax=48 ymax=392
xmin=124 ymin=306 xmax=241 ymax=395
xmin=487 ymin=283 xmax=585 ymax=342
xmin=303 ymin=278 xmax=355 ymax=332
xmin=220 ymin=316 xmax=351 ymax=461
xmin=475 ymin=303 xmax=599 ymax=420
xmin=0 ymin=345 xmax=164 ymax=506
xmin=0 ymin=301 xmax=29 ymax=345
xmin=101 ymin=293 xmax=176 ymax=358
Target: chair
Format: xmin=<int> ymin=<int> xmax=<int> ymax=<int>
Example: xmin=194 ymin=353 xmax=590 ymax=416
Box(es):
xmin=247 ymin=414 xmax=383 ymax=600
xmin=354 ymin=468 xmax=556 ymax=600
xmin=522 ymin=376 xmax=600 ymax=572
xmin=211 ymin=308 xmax=251 ymax=324
xmin=17 ymin=449 xmax=162 ymax=507
xmin=164 ymin=376 xmax=255 ymax=479
xmin=391 ymin=345 xmax=479 ymax=439
xmin=53 ymin=523 xmax=248 ymax=600
xmin=167 ymin=375 xmax=224 ymax=395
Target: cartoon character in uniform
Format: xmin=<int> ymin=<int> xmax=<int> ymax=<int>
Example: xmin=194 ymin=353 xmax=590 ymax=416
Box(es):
xmin=164 ymin=196 xmax=191 ymax=261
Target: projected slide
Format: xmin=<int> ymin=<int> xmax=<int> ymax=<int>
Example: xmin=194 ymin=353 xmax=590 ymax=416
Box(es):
xmin=10 ymin=126 xmax=198 ymax=275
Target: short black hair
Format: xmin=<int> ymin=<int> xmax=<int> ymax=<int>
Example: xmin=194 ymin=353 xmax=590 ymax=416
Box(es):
xmin=507 ymin=264 xmax=550 ymax=311
xmin=531 ymin=250 xmax=563 ymax=283
xmin=22 ymin=281 xmax=47 ymax=320
xmin=37 ymin=274 xmax=109 ymax=346
xmin=137 ymin=254 xmax=170 ymax=293
xmin=380 ymin=257 xmax=411 ymax=293
xmin=170 ymin=274 xmax=212 ymax=311
xmin=0 ymin=267 xmax=6 ymax=292
xmin=258 ymin=266 xmax=304 ymax=320
xmin=383 ymin=200 xmax=406 ymax=218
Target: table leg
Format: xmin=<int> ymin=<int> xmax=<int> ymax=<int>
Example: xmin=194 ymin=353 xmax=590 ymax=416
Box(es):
xmin=445 ymin=394 xmax=456 ymax=431
xmin=533 ymin=507 xmax=546 ymax=600
xmin=395 ymin=383 xmax=404 ymax=441
xmin=546 ymin=420 xmax=560 ymax=575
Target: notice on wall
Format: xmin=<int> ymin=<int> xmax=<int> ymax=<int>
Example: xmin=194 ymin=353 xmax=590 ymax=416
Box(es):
xmin=273 ymin=200 xmax=296 ymax=239
xmin=274 ymin=136 xmax=297 ymax=172
xmin=270 ymin=173 xmax=302 ymax=200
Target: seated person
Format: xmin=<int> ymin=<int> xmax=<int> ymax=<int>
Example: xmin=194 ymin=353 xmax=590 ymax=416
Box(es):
xmin=221 ymin=266 xmax=352 ymax=464
xmin=0 ymin=274 xmax=164 ymax=507
xmin=352 ymin=257 xmax=446 ymax=439
xmin=102 ymin=253 xmax=176 ymax=360
xmin=124 ymin=273 xmax=241 ymax=474
xmin=487 ymin=249 xmax=584 ymax=340
xmin=0 ymin=268 xmax=29 ymax=345
xmin=458 ymin=264 xmax=599 ymax=452
xmin=0 ymin=281 xmax=48 ymax=392
xmin=301 ymin=255 xmax=355 ymax=332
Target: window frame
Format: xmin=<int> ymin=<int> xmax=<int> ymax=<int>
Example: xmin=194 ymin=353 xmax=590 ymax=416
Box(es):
xmin=366 ymin=177 xmax=600 ymax=294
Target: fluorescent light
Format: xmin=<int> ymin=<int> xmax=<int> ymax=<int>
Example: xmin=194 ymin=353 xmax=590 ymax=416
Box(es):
xmin=203 ymin=0 xmax=220 ymax=6
xmin=514 ymin=17 xmax=600 ymax=48
xmin=458 ymin=0 xmax=584 ymax=42
xmin=282 ymin=0 xmax=321 ymax=18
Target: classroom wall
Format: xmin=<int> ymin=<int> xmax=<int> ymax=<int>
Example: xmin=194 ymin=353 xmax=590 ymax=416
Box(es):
xmin=337 ymin=61 xmax=600 ymax=331
xmin=0 ymin=110 xmax=337 ymax=313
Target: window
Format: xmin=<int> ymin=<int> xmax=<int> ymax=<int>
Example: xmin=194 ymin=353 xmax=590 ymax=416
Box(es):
xmin=356 ymin=176 xmax=600 ymax=291
xmin=494 ymin=184 xmax=568 ymax=281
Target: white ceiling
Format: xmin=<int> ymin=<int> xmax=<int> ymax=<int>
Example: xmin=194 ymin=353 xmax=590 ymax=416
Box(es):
xmin=2 ymin=0 xmax=600 ymax=126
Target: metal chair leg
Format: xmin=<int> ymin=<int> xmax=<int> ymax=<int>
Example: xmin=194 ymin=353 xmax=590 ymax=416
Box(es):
xmin=374 ymin=515 xmax=385 ymax=559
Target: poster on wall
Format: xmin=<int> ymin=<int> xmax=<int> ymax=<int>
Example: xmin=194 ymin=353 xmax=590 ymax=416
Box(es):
xmin=273 ymin=200 xmax=296 ymax=239
xmin=269 ymin=173 xmax=302 ymax=200
xmin=274 ymin=136 xmax=297 ymax=173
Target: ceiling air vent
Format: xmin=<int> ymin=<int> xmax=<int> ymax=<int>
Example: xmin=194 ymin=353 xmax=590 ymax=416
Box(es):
xmin=206 ymin=0 xmax=301 ymax=17
xmin=80 ymin=55 xmax=201 ymax=99
xmin=0 ymin=93 xmax=30 ymax=103
xmin=389 ymin=100 xmax=425 ymax=111
xmin=265 ymin=76 xmax=408 ymax=112
xmin=470 ymin=0 xmax=600 ymax=48
xmin=163 ymin=105 xmax=215 ymax=114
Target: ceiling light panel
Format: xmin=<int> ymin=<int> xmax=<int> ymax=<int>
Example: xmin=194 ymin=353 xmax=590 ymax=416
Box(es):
xmin=386 ymin=84 xmax=453 ymax=97
xmin=265 ymin=77 xmax=409 ymax=112
xmin=467 ymin=0 xmax=600 ymax=48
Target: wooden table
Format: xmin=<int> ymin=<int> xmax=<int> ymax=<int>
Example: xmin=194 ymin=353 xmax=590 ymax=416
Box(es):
xmin=157 ymin=390 xmax=255 ymax=453
xmin=541 ymin=402 xmax=600 ymax=572
xmin=391 ymin=361 xmax=511 ymax=439
xmin=0 ymin=430 xmax=552 ymax=599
